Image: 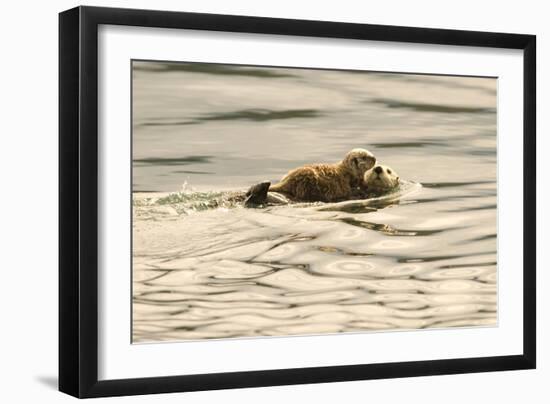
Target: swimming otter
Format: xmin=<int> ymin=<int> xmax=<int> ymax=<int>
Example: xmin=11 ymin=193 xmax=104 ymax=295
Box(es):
xmin=267 ymin=148 xmax=376 ymax=202
xmin=362 ymin=164 xmax=400 ymax=195
xmin=243 ymin=163 xmax=400 ymax=207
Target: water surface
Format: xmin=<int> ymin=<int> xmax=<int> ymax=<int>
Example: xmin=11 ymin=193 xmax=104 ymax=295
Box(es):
xmin=132 ymin=61 xmax=497 ymax=343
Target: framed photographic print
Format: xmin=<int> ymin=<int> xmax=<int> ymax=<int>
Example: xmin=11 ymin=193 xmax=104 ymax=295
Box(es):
xmin=59 ymin=6 xmax=536 ymax=398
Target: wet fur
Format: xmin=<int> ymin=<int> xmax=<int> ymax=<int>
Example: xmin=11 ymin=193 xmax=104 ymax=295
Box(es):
xmin=269 ymin=163 xmax=359 ymax=202
xmin=268 ymin=149 xmax=375 ymax=202
xmin=363 ymin=164 xmax=400 ymax=193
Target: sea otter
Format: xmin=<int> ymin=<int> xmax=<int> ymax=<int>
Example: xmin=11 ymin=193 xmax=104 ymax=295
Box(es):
xmin=242 ymin=163 xmax=400 ymax=208
xmin=267 ymin=148 xmax=376 ymax=202
xmin=361 ymin=164 xmax=400 ymax=196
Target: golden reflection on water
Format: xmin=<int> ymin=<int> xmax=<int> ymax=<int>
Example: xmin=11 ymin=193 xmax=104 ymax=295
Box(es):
xmin=132 ymin=62 xmax=496 ymax=343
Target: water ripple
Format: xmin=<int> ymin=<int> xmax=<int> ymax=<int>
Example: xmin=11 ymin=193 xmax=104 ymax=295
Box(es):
xmin=132 ymin=65 xmax=497 ymax=342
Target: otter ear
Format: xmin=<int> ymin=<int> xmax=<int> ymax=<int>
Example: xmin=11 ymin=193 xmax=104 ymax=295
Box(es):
xmin=353 ymin=157 xmax=359 ymax=167
xmin=367 ymin=155 xmax=376 ymax=169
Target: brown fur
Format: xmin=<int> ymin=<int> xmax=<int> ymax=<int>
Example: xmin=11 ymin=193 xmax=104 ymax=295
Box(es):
xmin=269 ymin=164 xmax=355 ymax=202
xmin=269 ymin=149 xmax=376 ymax=202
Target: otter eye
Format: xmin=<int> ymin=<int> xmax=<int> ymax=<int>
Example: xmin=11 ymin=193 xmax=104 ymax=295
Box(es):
xmin=387 ymin=169 xmax=392 ymax=174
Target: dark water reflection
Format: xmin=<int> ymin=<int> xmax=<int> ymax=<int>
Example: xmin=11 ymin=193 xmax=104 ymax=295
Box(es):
xmin=140 ymin=109 xmax=323 ymax=127
xmin=132 ymin=61 xmax=497 ymax=342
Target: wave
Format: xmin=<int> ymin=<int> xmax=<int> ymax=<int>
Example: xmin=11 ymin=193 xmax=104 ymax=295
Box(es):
xmin=133 ymin=180 xmax=422 ymax=216
xmin=133 ymin=61 xmax=296 ymax=78
xmin=370 ymin=98 xmax=496 ymax=114
xmin=139 ymin=108 xmax=323 ymax=127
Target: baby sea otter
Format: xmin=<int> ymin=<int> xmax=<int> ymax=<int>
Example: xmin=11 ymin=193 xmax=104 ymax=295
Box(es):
xmin=268 ymin=148 xmax=376 ymax=202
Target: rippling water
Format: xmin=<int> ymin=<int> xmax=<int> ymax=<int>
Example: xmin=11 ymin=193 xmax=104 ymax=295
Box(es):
xmin=132 ymin=61 xmax=497 ymax=343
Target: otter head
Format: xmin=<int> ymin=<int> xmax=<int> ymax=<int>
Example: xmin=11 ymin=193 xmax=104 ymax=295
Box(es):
xmin=342 ymin=148 xmax=376 ymax=179
xmin=363 ymin=164 xmax=400 ymax=192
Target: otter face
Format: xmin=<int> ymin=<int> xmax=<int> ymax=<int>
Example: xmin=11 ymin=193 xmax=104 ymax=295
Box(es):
xmin=343 ymin=148 xmax=376 ymax=178
xmin=363 ymin=164 xmax=400 ymax=192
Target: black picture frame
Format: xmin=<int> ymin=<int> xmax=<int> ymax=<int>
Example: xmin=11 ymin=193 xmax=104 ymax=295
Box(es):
xmin=59 ymin=5 xmax=536 ymax=398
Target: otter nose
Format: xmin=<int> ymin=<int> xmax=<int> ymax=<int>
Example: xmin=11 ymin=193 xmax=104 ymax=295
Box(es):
xmin=374 ymin=166 xmax=383 ymax=174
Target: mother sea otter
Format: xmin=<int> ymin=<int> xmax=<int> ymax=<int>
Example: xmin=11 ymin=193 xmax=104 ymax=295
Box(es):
xmin=243 ymin=161 xmax=401 ymax=207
